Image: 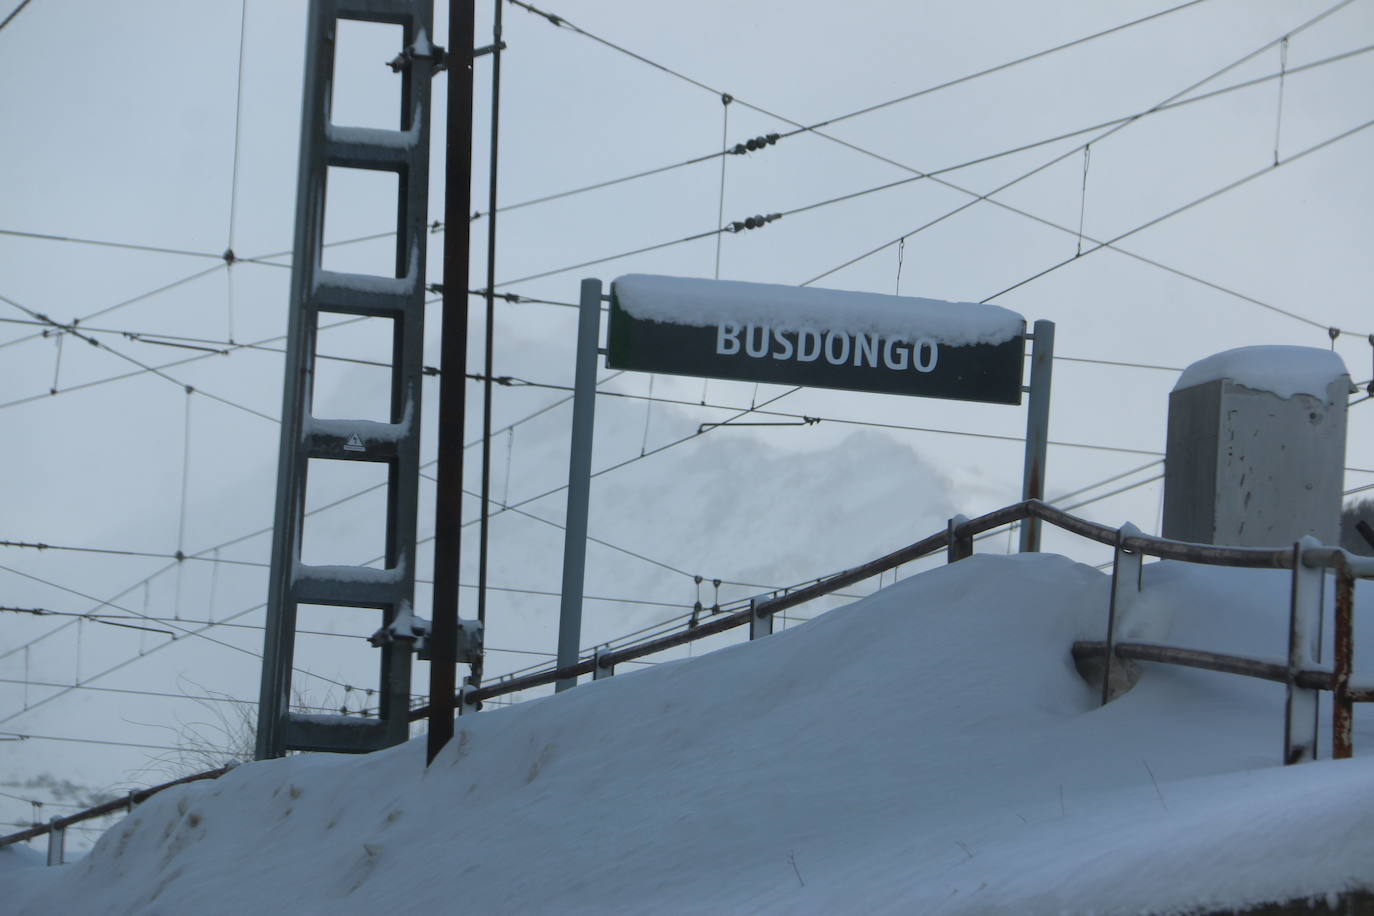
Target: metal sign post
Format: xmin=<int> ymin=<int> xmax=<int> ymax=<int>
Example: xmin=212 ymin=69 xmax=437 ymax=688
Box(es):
xmin=1019 ymin=319 xmax=1055 ymax=553
xmin=555 ymin=274 xmax=1054 ymax=691
xmin=555 ymin=279 xmax=603 ymax=690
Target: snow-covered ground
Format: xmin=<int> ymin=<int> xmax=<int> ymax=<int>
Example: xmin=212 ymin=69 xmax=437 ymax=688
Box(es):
xmin=7 ymin=551 xmax=1374 ymax=915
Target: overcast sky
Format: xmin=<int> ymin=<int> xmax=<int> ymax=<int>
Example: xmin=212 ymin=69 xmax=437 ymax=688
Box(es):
xmin=1 ymin=0 xmax=1371 ymax=835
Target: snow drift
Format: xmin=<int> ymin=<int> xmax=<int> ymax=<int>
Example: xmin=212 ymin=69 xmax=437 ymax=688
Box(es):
xmin=8 ymin=552 xmax=1374 ymax=914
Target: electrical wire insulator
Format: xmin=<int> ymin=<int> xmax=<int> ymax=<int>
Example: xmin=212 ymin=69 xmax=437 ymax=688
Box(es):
xmin=727 ymin=213 xmax=782 ymax=233
xmin=730 ymin=134 xmax=781 ymax=155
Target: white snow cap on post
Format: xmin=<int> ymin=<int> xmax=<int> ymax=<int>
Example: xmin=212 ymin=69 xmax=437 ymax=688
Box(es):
xmin=612 ymin=274 xmax=1024 ymax=346
xmin=1174 ymin=345 xmax=1349 ymax=399
xmin=1163 ymin=344 xmax=1349 ymax=547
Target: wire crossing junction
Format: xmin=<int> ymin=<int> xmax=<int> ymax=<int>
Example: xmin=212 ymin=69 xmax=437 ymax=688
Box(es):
xmin=607 ymin=274 xmax=1027 ymax=405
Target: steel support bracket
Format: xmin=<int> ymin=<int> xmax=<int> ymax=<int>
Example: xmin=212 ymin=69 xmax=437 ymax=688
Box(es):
xmin=750 ymin=596 xmax=774 ymax=640
xmin=592 ymin=646 xmax=614 ymax=680
xmin=946 ymin=515 xmax=972 ymax=563
xmin=459 ymin=681 xmax=481 ymax=714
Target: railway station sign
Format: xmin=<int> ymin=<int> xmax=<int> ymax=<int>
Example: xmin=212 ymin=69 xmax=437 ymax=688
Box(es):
xmin=607 ymin=274 xmax=1026 ymax=405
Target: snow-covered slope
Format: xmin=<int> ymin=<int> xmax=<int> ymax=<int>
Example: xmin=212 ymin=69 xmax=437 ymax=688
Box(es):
xmin=8 ymin=552 xmax=1374 ymax=915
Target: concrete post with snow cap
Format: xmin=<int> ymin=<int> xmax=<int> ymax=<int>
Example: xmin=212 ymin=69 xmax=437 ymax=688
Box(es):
xmin=1162 ymin=346 xmax=1349 ymax=548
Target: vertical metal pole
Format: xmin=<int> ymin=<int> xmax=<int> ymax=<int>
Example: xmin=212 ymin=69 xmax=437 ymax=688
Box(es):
xmin=749 ymin=597 xmax=774 ymax=640
xmin=1332 ymin=559 xmax=1355 ymax=759
xmin=256 ymin=0 xmax=331 ymax=762
xmin=556 ymin=279 xmax=602 ymax=692
xmin=428 ymin=0 xmax=476 ymax=765
xmin=1284 ymin=538 xmax=1322 ymax=764
xmin=592 ymin=646 xmax=613 ymax=680
xmin=474 ymin=0 xmax=503 ymax=692
xmin=46 ymin=817 xmax=64 ymax=866
xmin=1019 ymin=320 xmax=1054 ymax=553
xmin=946 ymin=515 xmax=972 ymax=562
xmin=1101 ymin=522 xmax=1141 ymax=706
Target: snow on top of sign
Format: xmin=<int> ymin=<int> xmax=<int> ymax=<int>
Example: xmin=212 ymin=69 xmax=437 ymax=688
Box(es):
xmin=613 ymin=274 xmax=1024 ymax=346
xmin=1174 ymin=345 xmax=1348 ymax=399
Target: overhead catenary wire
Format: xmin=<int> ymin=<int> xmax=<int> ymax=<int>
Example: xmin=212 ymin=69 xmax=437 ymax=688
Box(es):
xmin=0 ymin=291 xmax=277 ymax=424
xmin=393 ymin=38 xmax=1372 ymax=244
xmin=980 ymin=115 xmax=1374 ymax=304
xmin=243 ymin=28 xmax=1370 ymax=333
xmin=0 ymin=312 xmax=1189 ymax=380
xmin=490 ymin=41 xmax=1373 ymax=328
xmin=0 ymin=649 xmax=658 ymax=722
xmin=0 ymin=523 xmax=701 ymax=732
xmin=506 ymin=0 xmax=1213 ymax=162
xmin=0 ymin=732 xmax=209 ymax=755
xmin=0 ymin=552 xmax=695 ymax=612
xmin=0 ymin=362 xmax=670 ymax=681
xmin=1273 ymin=35 xmax=1290 ymax=166
xmin=183 ymin=42 xmax=1369 ymax=339
xmin=0 ymin=262 xmax=226 ymax=353
xmin=0 ymin=562 xmax=356 ymax=728
xmin=498 ymin=0 xmax=1370 ymax=339
xmin=226 ymin=0 xmax=250 ymax=254
xmin=713 ymin=93 xmax=731 ymax=279
xmin=0 ymin=0 xmax=35 ymax=34
xmin=0 ymin=228 xmax=226 ymax=262
xmin=476 ymin=0 xmax=507 ymax=676
xmin=0 ymin=605 xmax=174 ymax=636
xmin=0 ymin=789 xmax=85 ymax=810
xmin=0 ymin=306 xmax=396 ymax=415
xmin=0 ymin=225 xmax=393 ymax=356
xmin=424 ymin=371 xmax=1170 ymax=457
xmin=801 ymin=1 xmax=1365 ymax=319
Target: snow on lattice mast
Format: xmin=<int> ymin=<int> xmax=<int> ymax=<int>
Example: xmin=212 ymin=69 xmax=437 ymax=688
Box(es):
xmin=255 ymin=0 xmax=438 ymax=760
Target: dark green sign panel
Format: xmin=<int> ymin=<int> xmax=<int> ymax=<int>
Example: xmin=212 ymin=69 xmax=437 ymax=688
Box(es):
xmin=606 ymin=292 xmax=1025 ymax=406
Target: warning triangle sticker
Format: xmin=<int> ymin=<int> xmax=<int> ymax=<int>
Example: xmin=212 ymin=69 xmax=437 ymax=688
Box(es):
xmin=343 ymin=433 xmax=365 ymax=452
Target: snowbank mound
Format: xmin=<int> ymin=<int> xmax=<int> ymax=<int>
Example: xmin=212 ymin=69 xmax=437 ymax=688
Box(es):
xmin=10 ymin=554 xmax=1374 ymax=914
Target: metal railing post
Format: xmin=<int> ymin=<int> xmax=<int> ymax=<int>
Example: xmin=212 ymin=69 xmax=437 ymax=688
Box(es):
xmin=947 ymin=515 xmax=972 ymax=563
xmin=1101 ymin=522 xmax=1142 ymax=705
xmin=592 ymin=646 xmax=614 ymax=679
xmin=1333 ymin=558 xmax=1355 ymax=759
xmin=45 ymin=816 xmax=64 ymax=866
xmin=1284 ymin=537 xmax=1323 ymax=764
xmin=750 ymin=596 xmax=774 ymax=640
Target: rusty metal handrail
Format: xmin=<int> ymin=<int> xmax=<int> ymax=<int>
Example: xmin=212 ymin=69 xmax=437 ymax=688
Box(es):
xmin=0 ymin=764 xmax=233 ymax=852
xmin=1027 ymin=501 xmax=1296 ymax=568
xmin=412 ymin=498 xmax=1374 ymax=717
xmin=16 ymin=496 xmax=1373 ymax=854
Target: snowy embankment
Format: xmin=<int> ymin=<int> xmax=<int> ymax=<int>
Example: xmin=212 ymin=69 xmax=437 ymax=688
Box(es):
xmin=7 ymin=553 xmax=1374 ymax=915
